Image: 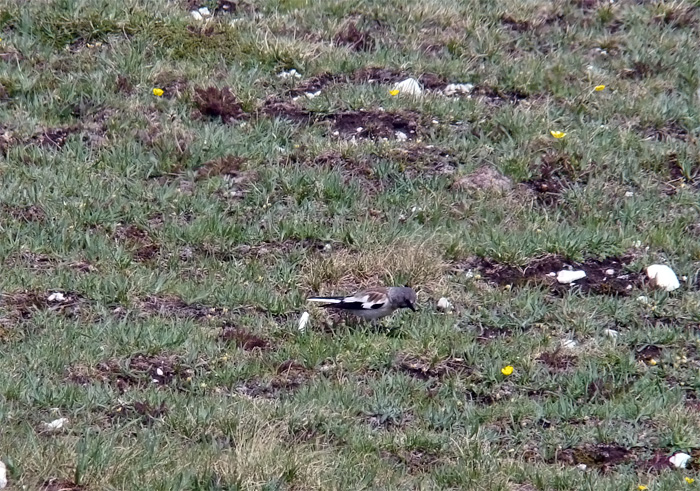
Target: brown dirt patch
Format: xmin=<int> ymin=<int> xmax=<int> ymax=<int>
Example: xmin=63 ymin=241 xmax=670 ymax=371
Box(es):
xmin=334 ymin=20 xmax=374 ymax=51
xmin=236 ymin=360 xmax=312 ymax=398
xmin=525 ymin=151 xmax=591 ymax=205
xmin=636 ymin=344 xmax=662 ymax=363
xmin=639 ymin=121 xmax=688 ymax=142
xmin=537 ymin=349 xmax=577 ymax=372
xmin=471 ymin=85 xmax=529 ymax=106
xmin=330 ymin=110 xmax=421 ymax=140
xmin=195 ymin=155 xmax=251 ymax=182
xmin=40 ymin=479 xmax=85 ymax=491
xmin=193 ymin=86 xmax=247 ymax=123
xmin=69 ymin=354 xmax=199 ymax=392
xmin=113 ymin=224 xmax=160 ymax=262
xmin=394 ymin=353 xmax=470 ymax=380
xmin=387 ymin=144 xmax=458 ymax=179
xmin=153 ymin=71 xmax=189 ymax=99
xmin=469 ymin=255 xmax=644 ymax=296
xmin=286 ymin=73 xmax=339 ymax=97
xmin=107 ymin=401 xmax=168 ymax=424
xmin=261 ymin=99 xmax=311 ymax=123
xmin=32 ymin=126 xmax=81 ymax=149
xmin=0 ymin=290 xmax=86 ymax=323
xmin=219 ymin=326 xmax=268 ymax=350
xmin=452 ymin=166 xmax=512 ymax=193
xmin=2 ymin=204 xmax=46 ymax=222
xmin=636 ymin=450 xmax=673 ymax=472
xmin=138 ymin=295 xmax=228 ymax=319
xmin=554 ymin=443 xmax=632 ymax=472
xmin=381 ymin=449 xmax=441 ymax=472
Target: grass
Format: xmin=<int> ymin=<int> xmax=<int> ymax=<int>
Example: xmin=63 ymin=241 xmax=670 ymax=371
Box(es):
xmin=1 ymin=0 xmax=700 ymax=489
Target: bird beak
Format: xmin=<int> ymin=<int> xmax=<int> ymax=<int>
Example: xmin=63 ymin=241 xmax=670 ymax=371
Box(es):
xmin=408 ymin=303 xmax=416 ymax=311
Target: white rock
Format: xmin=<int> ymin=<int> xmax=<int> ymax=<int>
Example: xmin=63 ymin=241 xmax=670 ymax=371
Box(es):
xmin=277 ymin=69 xmax=301 ymax=79
xmin=625 ymin=191 xmax=634 ymax=197
xmin=156 ymin=368 xmax=164 ymax=377
xmin=670 ymin=452 xmax=692 ymax=468
xmin=465 ymin=270 xmax=474 ymax=279
xmin=562 ymin=339 xmax=577 ymax=349
xmin=646 ymin=264 xmax=680 ymax=292
xmin=437 ymin=297 xmax=452 ymax=311
xmin=576 ymin=463 xmax=587 ymax=471
xmin=298 ymin=312 xmax=310 ymax=332
xmin=395 ymin=131 xmax=408 ymax=141
xmin=636 ymin=295 xmax=651 ymax=305
xmin=356 ymin=127 xmax=364 ymax=133
xmin=0 ymin=461 xmax=6 ymax=489
xmin=305 ymin=90 xmax=321 ymax=99
xmin=190 ymin=10 xmax=203 ymax=21
xmin=393 ymin=78 xmax=422 ymax=96
xmin=323 ymin=243 xmax=332 ymax=252
xmin=556 ymin=270 xmax=587 ymax=284
xmin=42 ymin=417 xmax=68 ymax=431
xmin=603 ymin=328 xmax=619 ymax=338
xmin=47 ymin=292 xmax=65 ymax=302
xmin=605 ymin=269 xmax=615 ymax=276
xmin=546 ymin=272 xmax=556 ymax=277
xmin=198 ymin=7 xmax=211 ymax=17
xmin=444 ymin=83 xmax=474 ymax=96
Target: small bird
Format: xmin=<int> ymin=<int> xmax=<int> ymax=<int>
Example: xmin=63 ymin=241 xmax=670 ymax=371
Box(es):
xmin=307 ymin=286 xmax=417 ymax=320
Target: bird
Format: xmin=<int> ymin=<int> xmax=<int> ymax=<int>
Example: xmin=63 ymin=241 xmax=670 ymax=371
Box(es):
xmin=307 ymin=286 xmax=417 ymax=320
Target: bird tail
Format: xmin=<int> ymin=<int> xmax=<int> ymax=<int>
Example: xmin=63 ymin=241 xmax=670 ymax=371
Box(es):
xmin=307 ymin=296 xmax=344 ymax=305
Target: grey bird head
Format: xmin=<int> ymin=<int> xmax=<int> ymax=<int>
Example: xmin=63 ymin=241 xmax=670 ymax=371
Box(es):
xmin=389 ymin=286 xmax=417 ymax=311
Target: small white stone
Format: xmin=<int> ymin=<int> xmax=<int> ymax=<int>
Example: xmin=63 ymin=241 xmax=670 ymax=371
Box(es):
xmin=465 ymin=270 xmax=474 ymax=279
xmin=332 ymin=130 xmax=340 ymax=136
xmin=190 ymin=10 xmax=203 ymax=21
xmin=437 ymin=297 xmax=452 ymax=311
xmin=443 ymin=83 xmax=474 ymax=96
xmin=298 ymin=312 xmax=310 ymax=332
xmin=432 ymin=119 xmax=439 ymax=124
xmin=43 ymin=417 xmax=68 ymax=431
xmin=393 ymin=78 xmax=422 ymax=96
xmin=411 ymin=206 xmax=422 ymax=213
xmin=562 ymin=339 xmax=577 ymax=349
xmin=605 ymin=269 xmax=615 ymax=276
xmin=47 ymin=292 xmax=65 ymax=302
xmin=670 ymin=452 xmax=692 ymax=468
xmin=603 ymin=328 xmax=619 ymax=338
xmin=323 ymin=243 xmax=332 ymax=252
xmin=646 ymin=264 xmax=680 ymax=292
xmin=682 ymin=276 xmax=688 ymax=282
xmin=546 ymin=272 xmax=556 ymax=277
xmin=636 ymin=296 xmax=651 ymax=305
xmin=0 ymin=461 xmax=6 ymax=489
xmin=198 ymin=7 xmax=211 ymax=16
xmin=356 ymin=127 xmax=364 ymax=133
xmin=156 ymin=368 xmax=164 ymax=377
xmin=277 ymin=69 xmax=301 ymax=79
xmin=305 ymin=90 xmax=321 ymax=99
xmin=625 ymin=191 xmax=634 ymax=197
xmin=395 ymin=131 xmax=408 ymax=141
xmin=576 ymin=463 xmax=587 ymax=471
xmin=556 ymin=270 xmax=587 ymax=284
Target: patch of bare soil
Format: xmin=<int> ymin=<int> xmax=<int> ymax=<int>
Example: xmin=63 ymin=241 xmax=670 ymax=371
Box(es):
xmin=153 ymin=71 xmax=189 ymax=99
xmin=330 ymin=110 xmax=421 ymax=140
xmin=334 ymin=20 xmax=374 ymax=51
xmin=394 ymin=353 xmax=470 ymax=380
xmin=40 ymin=479 xmax=85 ymax=491
xmin=261 ymin=99 xmax=312 ymax=123
xmin=107 ymin=401 xmax=168 ymax=424
xmin=184 ymin=0 xmax=254 ymax=15
xmin=236 ymin=360 xmax=312 ymax=398
xmin=193 ymin=86 xmax=247 ymax=123
xmin=2 ymin=204 xmax=46 ymax=222
xmin=525 ymin=150 xmax=591 ymax=205
xmin=452 ymin=166 xmax=512 ymax=193
xmin=466 ymin=254 xmax=644 ymax=296
xmin=537 ymin=349 xmax=577 ymax=372
xmin=638 ymin=121 xmax=688 ymax=142
xmin=619 ymin=61 xmax=662 ymax=80
xmin=554 ymin=443 xmax=632 ymax=472
xmin=32 ymin=126 xmax=81 ymax=149
xmin=0 ymin=290 xmax=86 ymax=323
xmin=219 ymin=326 xmax=268 ymax=350
xmin=69 ymin=354 xmax=199 ymax=392
xmin=471 ymin=85 xmax=529 ymax=106
xmin=138 ymin=295 xmax=227 ymax=319
xmin=286 ymin=73 xmax=339 ymax=97
xmin=113 ymin=224 xmax=160 ymax=262
xmin=195 ymin=155 xmax=253 ymax=183
xmin=386 ymin=144 xmax=458 ymax=179
xmin=636 ymin=344 xmax=662 ymax=363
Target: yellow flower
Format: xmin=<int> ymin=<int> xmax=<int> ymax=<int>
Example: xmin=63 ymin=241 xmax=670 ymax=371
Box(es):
xmin=686 ymin=477 xmax=695 ymax=484
xmin=649 ymin=359 xmax=657 ymax=366
xmin=389 ymin=89 xmax=400 ymax=96
xmin=501 ymin=365 xmax=514 ymax=376
xmin=594 ymin=85 xmax=606 ymax=91
xmin=152 ymin=88 xmax=164 ymax=97
xmin=550 ymin=130 xmax=566 ymax=139
xmin=638 ymin=486 xmax=648 ymax=490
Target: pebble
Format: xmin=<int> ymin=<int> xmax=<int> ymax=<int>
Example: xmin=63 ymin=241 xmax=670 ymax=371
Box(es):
xmin=646 ymin=264 xmax=680 ymax=292
xmin=605 ymin=269 xmax=615 ymax=276
xmin=393 ymin=78 xmax=422 ymax=96
xmin=277 ymin=69 xmax=302 ymax=79
xmin=443 ymin=83 xmax=474 ymax=96
xmin=298 ymin=312 xmax=310 ymax=332
xmin=437 ymin=297 xmax=452 ymax=311
xmin=0 ymin=461 xmax=6 ymax=489
xmin=603 ymin=328 xmax=619 ymax=338
xmin=670 ymin=452 xmax=692 ymax=468
xmin=556 ymin=270 xmax=587 ymax=284
xmin=562 ymin=339 xmax=577 ymax=349
xmin=395 ymin=131 xmax=408 ymax=141
xmin=47 ymin=292 xmax=66 ymax=302
xmin=42 ymin=417 xmax=68 ymax=431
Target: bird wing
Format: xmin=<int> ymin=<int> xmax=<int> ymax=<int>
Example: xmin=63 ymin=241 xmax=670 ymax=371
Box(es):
xmin=307 ymin=288 xmax=389 ymax=310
